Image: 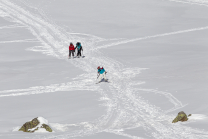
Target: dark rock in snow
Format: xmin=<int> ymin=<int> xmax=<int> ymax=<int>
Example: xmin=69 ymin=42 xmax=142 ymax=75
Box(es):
xmin=19 ymin=117 xmax=52 ymax=133
xmin=172 ymin=111 xmax=189 ymax=123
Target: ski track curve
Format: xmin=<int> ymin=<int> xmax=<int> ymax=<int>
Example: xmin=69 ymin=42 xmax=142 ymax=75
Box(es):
xmin=0 ymin=0 xmax=208 ymax=138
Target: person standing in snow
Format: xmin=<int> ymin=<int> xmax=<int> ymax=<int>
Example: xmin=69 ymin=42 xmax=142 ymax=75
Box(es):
xmin=69 ymin=42 xmax=75 ymax=58
xmin=75 ymin=42 xmax=83 ymax=58
xmin=97 ymin=66 xmax=108 ymax=83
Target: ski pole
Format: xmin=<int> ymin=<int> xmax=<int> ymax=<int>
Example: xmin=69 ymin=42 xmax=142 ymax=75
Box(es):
xmin=96 ymin=73 xmax=99 ymax=83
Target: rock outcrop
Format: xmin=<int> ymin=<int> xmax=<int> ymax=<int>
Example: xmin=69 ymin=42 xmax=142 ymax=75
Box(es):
xmin=19 ymin=117 xmax=52 ymax=133
xmin=172 ymin=111 xmax=191 ymax=123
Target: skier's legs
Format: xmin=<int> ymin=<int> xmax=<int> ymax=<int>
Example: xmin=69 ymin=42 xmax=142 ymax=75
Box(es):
xmin=77 ymin=50 xmax=81 ymax=57
xmin=97 ymin=74 xmax=104 ymax=82
xmin=69 ymin=50 xmax=72 ymax=57
xmin=79 ymin=50 xmax=82 ymax=56
xmin=72 ymin=51 xmax=74 ymax=57
xmin=103 ymin=73 xmax=107 ymax=81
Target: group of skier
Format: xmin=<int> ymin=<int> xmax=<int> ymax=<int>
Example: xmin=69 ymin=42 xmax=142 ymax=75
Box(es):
xmin=68 ymin=42 xmax=108 ymax=84
xmin=68 ymin=42 xmax=83 ymax=58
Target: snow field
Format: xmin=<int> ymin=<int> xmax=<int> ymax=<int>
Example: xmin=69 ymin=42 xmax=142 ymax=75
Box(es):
xmin=0 ymin=0 xmax=208 ymax=138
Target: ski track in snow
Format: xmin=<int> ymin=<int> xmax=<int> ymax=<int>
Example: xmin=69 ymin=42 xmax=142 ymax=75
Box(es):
xmin=0 ymin=24 xmax=25 ymax=29
xmin=0 ymin=0 xmax=208 ymax=138
xmin=0 ymin=38 xmax=39 ymax=43
xmin=96 ymin=26 xmax=208 ymax=50
xmin=167 ymin=0 xmax=208 ymax=7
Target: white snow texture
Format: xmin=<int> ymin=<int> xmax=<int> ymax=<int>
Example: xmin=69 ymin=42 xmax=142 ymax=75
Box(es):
xmin=0 ymin=0 xmax=208 ymax=139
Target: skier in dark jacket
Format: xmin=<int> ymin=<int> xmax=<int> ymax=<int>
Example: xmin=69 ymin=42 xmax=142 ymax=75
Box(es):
xmin=75 ymin=42 xmax=83 ymax=58
xmin=69 ymin=42 xmax=75 ymax=58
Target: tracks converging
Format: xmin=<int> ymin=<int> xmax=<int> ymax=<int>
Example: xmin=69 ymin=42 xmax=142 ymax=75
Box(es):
xmin=0 ymin=0 xmax=208 ymax=138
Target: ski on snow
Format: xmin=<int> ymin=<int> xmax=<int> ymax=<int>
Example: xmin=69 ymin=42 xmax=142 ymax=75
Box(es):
xmin=68 ymin=56 xmax=85 ymax=59
xmin=96 ymin=79 xmax=110 ymax=84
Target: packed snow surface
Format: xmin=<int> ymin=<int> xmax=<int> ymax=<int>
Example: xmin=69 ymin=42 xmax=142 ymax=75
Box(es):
xmin=0 ymin=0 xmax=208 ymax=139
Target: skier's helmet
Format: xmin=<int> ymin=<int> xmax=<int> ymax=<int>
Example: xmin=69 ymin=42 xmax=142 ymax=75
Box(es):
xmin=77 ymin=42 xmax=81 ymax=46
xmin=97 ymin=66 xmax=100 ymax=69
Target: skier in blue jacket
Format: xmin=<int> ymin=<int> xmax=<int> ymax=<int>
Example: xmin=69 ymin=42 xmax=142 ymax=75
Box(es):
xmin=97 ymin=66 xmax=107 ymax=83
xmin=75 ymin=42 xmax=83 ymax=58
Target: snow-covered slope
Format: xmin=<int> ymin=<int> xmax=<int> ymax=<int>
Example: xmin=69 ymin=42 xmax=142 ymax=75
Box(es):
xmin=0 ymin=0 xmax=208 ymax=138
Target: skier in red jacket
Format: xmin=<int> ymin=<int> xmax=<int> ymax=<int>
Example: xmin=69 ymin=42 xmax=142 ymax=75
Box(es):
xmin=69 ymin=43 xmax=75 ymax=58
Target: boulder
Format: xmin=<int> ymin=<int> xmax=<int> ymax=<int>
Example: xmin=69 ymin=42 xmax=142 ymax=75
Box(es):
xmin=19 ymin=117 xmax=52 ymax=133
xmin=172 ymin=111 xmax=189 ymax=123
xmin=41 ymin=124 xmax=53 ymax=132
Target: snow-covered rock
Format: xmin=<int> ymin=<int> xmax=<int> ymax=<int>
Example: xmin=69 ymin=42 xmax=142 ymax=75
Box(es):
xmin=19 ymin=117 xmax=52 ymax=133
xmin=172 ymin=111 xmax=191 ymax=123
